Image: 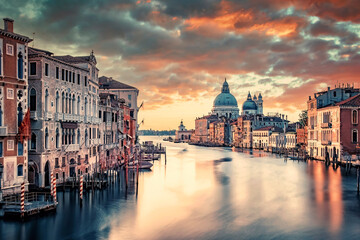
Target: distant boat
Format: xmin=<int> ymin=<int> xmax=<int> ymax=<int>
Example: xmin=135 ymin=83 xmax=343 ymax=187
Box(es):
xmin=163 ymin=136 xmax=173 ymax=142
xmin=128 ymin=160 xmax=153 ymax=169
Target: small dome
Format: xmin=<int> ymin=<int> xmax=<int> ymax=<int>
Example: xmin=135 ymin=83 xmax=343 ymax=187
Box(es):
xmin=242 ymin=99 xmax=258 ymax=110
xmin=243 ymin=92 xmax=258 ymax=110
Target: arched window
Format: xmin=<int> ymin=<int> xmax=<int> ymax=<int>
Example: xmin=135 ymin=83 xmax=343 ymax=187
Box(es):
xmin=353 ymin=129 xmax=358 ymax=143
xmin=62 ymin=129 xmax=65 ymax=145
xmin=45 ymin=89 xmax=49 ymax=112
xmin=45 ymin=128 xmax=49 ymax=149
xmin=56 ymin=128 xmax=60 ymax=148
xmin=17 ymin=164 xmax=23 ymax=176
xmin=352 ymin=110 xmax=358 ymax=124
xmin=77 ymin=129 xmax=80 ymax=144
xmin=65 ymin=93 xmax=68 ymax=113
xmin=17 ymin=52 xmax=23 ymax=79
xmin=55 ymin=91 xmax=59 ymax=113
xmin=84 ymin=97 xmax=88 ymax=116
xmin=18 ymin=142 xmax=23 ymax=156
xmin=93 ymin=99 xmax=96 ymax=116
xmin=31 ymin=132 xmax=36 ymax=150
xmin=62 ymin=92 xmax=65 ymax=113
xmin=17 ymin=103 xmax=23 ymax=127
xmin=30 ymin=88 xmax=36 ymax=111
xmin=72 ymin=129 xmax=75 ymax=144
xmin=85 ymin=129 xmax=88 ymax=147
xmin=72 ymin=95 xmax=75 ymax=115
xmin=77 ymin=96 xmax=80 ymax=115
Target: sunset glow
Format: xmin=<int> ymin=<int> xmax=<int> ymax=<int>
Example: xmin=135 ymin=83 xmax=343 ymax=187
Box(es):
xmin=3 ymin=0 xmax=359 ymax=130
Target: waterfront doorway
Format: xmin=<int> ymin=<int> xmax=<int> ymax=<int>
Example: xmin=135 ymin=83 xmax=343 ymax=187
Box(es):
xmin=28 ymin=161 xmax=39 ymax=186
xmin=44 ymin=161 xmax=50 ymax=187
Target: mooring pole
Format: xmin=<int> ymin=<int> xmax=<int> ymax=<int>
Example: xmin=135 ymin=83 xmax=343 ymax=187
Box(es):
xmin=357 ymin=167 xmax=359 ymax=194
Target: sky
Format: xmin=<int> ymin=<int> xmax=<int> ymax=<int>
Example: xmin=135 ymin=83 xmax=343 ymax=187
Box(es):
xmin=1 ymin=0 xmax=360 ymax=130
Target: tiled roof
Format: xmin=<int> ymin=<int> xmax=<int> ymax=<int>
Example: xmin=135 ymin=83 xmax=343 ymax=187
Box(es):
xmin=29 ymin=47 xmax=53 ymax=56
xmin=0 ymin=29 xmax=32 ymax=43
xmin=335 ymin=93 xmax=360 ymax=106
xmin=254 ymin=126 xmax=273 ymax=131
xmin=99 ymin=76 xmax=138 ymax=90
xmin=54 ymin=55 xmax=92 ymax=64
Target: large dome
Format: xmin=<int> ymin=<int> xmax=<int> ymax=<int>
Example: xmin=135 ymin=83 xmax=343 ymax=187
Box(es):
xmin=213 ymin=79 xmax=238 ymax=107
xmin=214 ymin=93 xmax=238 ymax=107
xmin=242 ymin=92 xmax=258 ymax=110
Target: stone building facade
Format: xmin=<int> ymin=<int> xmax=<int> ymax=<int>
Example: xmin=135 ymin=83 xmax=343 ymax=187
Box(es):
xmin=307 ymin=85 xmax=360 ymax=160
xmin=0 ymin=18 xmax=32 ymax=195
xmin=28 ymin=47 xmax=101 ymax=187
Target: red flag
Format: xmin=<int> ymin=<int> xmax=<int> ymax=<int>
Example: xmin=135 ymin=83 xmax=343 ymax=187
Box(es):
xmin=18 ymin=109 xmax=31 ymax=143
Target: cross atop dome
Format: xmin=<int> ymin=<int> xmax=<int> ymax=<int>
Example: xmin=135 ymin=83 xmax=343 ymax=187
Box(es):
xmin=247 ymin=92 xmax=252 ymax=100
xmin=221 ymin=78 xmax=229 ymax=93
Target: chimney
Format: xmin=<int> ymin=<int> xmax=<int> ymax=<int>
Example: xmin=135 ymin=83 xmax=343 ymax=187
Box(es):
xmin=3 ymin=18 xmax=14 ymax=33
xmin=309 ymin=96 xmax=311 ymax=100
xmin=327 ymin=86 xmax=330 ymax=91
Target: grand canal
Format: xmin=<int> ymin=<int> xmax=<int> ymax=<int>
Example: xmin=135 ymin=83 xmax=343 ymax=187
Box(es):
xmin=1 ymin=136 xmax=360 ymax=240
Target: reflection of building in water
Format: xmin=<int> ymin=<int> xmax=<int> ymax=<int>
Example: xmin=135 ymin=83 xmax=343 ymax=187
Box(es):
xmin=307 ymin=161 xmax=343 ymax=234
xmin=175 ymin=120 xmax=193 ymax=142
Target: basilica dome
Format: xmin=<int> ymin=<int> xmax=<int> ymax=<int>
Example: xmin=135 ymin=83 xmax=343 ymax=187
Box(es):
xmin=211 ymin=79 xmax=239 ymax=119
xmin=213 ymin=80 xmax=238 ymax=107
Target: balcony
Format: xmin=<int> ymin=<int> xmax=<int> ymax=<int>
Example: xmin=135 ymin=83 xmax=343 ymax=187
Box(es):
xmin=92 ymin=117 xmax=101 ymax=124
xmin=321 ymin=122 xmax=332 ymax=128
xmin=30 ymin=111 xmax=38 ymax=120
xmin=55 ymin=113 xmax=63 ymax=121
xmin=321 ymin=140 xmax=331 ymax=146
xmin=44 ymin=112 xmax=52 ymax=120
xmin=0 ymin=126 xmax=7 ymax=136
xmin=104 ymin=143 xmax=118 ymax=150
xmin=62 ymin=144 xmax=80 ymax=152
xmin=91 ymin=139 xmax=100 ymax=145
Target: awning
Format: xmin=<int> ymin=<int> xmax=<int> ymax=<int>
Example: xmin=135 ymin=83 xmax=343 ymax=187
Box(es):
xmin=61 ymin=122 xmax=78 ymax=129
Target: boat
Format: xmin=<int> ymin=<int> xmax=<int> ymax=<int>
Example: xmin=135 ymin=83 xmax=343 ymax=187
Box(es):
xmin=128 ymin=160 xmax=153 ymax=169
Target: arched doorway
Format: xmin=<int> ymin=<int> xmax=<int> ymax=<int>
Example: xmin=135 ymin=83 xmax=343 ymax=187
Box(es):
xmin=28 ymin=161 xmax=39 ymax=186
xmin=44 ymin=161 xmax=50 ymax=187
xmin=69 ymin=158 xmax=76 ymax=178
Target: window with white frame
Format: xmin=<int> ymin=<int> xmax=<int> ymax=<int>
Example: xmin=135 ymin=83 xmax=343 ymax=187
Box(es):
xmin=6 ymin=44 xmax=14 ymax=56
xmin=45 ymin=63 xmax=49 ymax=76
xmin=7 ymin=88 xmax=14 ymax=99
xmin=352 ymin=110 xmax=358 ymax=124
xmin=7 ymin=139 xmax=14 ymax=150
xmin=352 ymin=129 xmax=358 ymax=143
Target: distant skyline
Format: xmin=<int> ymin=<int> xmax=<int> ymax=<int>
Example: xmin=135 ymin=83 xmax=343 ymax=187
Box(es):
xmin=2 ymin=0 xmax=359 ymax=130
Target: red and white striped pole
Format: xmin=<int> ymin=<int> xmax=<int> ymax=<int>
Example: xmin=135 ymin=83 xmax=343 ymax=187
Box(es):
xmin=80 ymin=175 xmax=83 ymax=203
xmin=52 ymin=172 xmax=57 ymax=203
xmin=50 ymin=172 xmax=54 ymax=198
xmin=20 ymin=182 xmax=25 ymax=217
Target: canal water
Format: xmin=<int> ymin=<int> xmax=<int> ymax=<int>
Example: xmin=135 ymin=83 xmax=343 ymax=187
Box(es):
xmin=1 ymin=136 xmax=360 ymax=240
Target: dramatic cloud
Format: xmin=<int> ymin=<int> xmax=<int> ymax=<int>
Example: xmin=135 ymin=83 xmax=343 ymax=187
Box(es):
xmin=1 ymin=0 xmax=359 ymax=129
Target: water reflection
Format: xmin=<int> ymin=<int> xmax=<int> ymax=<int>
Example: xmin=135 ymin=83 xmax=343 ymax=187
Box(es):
xmin=307 ymin=160 xmax=343 ymax=235
xmin=1 ymin=136 xmax=360 ymax=240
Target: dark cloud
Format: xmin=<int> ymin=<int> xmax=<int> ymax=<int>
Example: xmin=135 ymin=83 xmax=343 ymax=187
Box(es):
xmin=0 ymin=0 xmax=359 ymax=116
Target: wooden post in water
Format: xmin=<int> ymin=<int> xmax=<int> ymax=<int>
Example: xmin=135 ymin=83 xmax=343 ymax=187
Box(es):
xmin=80 ymin=175 xmax=83 ymax=207
xmin=357 ymin=167 xmax=359 ymax=194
